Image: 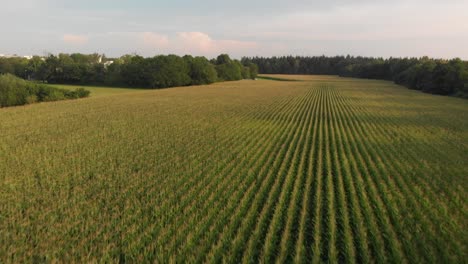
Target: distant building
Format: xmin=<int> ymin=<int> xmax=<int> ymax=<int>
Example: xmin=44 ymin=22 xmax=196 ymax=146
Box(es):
xmin=0 ymin=54 xmax=33 ymax=60
xmin=104 ymin=61 xmax=114 ymax=67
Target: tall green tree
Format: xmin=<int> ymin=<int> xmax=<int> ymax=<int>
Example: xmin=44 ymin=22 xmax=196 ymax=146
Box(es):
xmin=215 ymin=54 xmax=242 ymax=81
xmin=186 ymin=56 xmax=218 ymax=85
xmin=147 ymin=55 xmax=191 ymax=88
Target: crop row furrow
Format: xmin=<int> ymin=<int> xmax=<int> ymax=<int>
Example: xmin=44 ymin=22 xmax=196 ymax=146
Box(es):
xmin=261 ymin=85 xmax=321 ymax=263
xmin=336 ymin=89 xmax=464 ymax=262
xmin=277 ymin=83 xmax=321 ymax=263
xmin=292 ymin=85 xmax=322 ymax=264
xmin=180 ymin=89 xmax=318 ymax=261
xmin=326 ymin=85 xmax=357 ymax=264
xmin=308 ymin=87 xmax=325 ymax=264
xmin=237 ymin=87 xmax=318 ymax=263
xmin=153 ymin=92 xmax=304 ymax=257
xmin=329 ymin=87 xmax=407 ymax=263
xmin=115 ymin=91 xmax=301 ymax=260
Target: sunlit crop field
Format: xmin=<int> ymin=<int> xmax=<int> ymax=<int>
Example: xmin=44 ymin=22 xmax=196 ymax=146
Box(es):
xmin=1 ymin=77 xmax=467 ymax=263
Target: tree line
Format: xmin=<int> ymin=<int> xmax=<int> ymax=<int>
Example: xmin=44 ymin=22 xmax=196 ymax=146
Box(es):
xmin=0 ymin=53 xmax=258 ymax=89
xmin=242 ymin=56 xmax=468 ymax=97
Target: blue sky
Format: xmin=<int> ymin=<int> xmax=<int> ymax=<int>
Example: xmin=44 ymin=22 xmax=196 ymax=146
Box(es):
xmin=2 ymin=0 xmax=468 ymax=58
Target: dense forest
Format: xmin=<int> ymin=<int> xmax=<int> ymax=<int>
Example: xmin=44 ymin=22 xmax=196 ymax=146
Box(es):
xmin=0 ymin=74 xmax=89 ymax=107
xmin=242 ymin=56 xmax=468 ymax=97
xmin=0 ymin=54 xmax=258 ymax=89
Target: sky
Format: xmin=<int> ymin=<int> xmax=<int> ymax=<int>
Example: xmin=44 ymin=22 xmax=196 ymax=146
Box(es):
xmin=1 ymin=0 xmax=468 ymax=59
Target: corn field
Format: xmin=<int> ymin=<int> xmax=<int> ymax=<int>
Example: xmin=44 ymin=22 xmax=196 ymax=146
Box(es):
xmin=0 ymin=77 xmax=467 ymax=262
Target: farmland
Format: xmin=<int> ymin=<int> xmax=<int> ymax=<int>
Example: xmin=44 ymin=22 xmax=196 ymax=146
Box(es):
xmin=0 ymin=76 xmax=467 ymax=262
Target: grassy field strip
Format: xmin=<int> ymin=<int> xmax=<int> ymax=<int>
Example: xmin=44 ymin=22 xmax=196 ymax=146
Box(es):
xmin=49 ymin=84 xmax=147 ymax=98
xmin=259 ymin=74 xmax=342 ymax=82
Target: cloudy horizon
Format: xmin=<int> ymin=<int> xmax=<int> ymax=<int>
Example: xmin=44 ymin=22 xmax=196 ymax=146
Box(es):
xmin=2 ymin=0 xmax=468 ymax=59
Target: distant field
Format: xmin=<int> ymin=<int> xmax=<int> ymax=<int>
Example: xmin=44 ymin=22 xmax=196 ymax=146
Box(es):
xmin=49 ymin=84 xmax=146 ymax=97
xmin=259 ymin=74 xmax=342 ymax=81
xmin=1 ymin=77 xmax=467 ymax=262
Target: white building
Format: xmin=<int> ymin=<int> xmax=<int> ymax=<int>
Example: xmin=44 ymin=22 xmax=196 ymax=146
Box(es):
xmin=104 ymin=61 xmax=114 ymax=67
xmin=0 ymin=54 xmax=33 ymax=59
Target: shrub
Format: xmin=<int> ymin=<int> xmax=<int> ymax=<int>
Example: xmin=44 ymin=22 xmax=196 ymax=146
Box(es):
xmin=0 ymin=74 xmax=29 ymax=107
xmin=0 ymin=74 xmax=90 ymax=107
xmin=26 ymin=95 xmax=38 ymax=104
xmin=75 ymin=87 xmax=91 ymax=98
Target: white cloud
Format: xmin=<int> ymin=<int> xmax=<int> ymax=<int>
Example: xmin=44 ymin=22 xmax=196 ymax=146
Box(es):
xmin=3 ymin=1 xmax=467 ymax=58
xmin=127 ymin=31 xmax=258 ymax=57
xmin=63 ymin=34 xmax=88 ymax=45
xmin=176 ymin=32 xmax=258 ymax=56
xmin=141 ymin=32 xmax=170 ymax=48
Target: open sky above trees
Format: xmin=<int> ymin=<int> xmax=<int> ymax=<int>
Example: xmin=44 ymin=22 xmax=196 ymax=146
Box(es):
xmin=2 ymin=0 xmax=468 ymax=59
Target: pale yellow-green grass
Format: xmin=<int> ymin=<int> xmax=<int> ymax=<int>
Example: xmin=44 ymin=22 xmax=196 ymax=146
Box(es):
xmin=49 ymin=84 xmax=146 ymax=97
xmin=259 ymin=74 xmax=342 ymax=81
xmin=0 ymin=77 xmax=466 ymax=263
